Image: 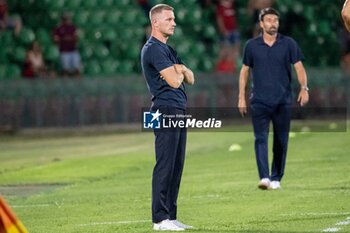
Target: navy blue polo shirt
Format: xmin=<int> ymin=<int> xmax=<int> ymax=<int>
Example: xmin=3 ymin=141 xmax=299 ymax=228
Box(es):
xmin=141 ymin=36 xmax=187 ymax=110
xmin=243 ymin=34 xmax=304 ymax=105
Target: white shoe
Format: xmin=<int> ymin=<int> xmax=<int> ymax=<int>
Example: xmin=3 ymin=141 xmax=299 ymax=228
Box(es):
xmin=171 ymin=220 xmax=194 ymax=229
xmin=270 ymin=181 xmax=281 ymax=190
xmin=258 ymin=178 xmax=271 ymax=190
xmin=153 ymin=219 xmax=184 ymax=231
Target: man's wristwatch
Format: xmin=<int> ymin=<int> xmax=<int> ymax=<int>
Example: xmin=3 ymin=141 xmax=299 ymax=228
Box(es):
xmin=301 ymin=86 xmax=309 ymax=91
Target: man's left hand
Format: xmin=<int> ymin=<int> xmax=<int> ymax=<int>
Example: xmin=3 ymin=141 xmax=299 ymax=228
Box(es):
xmin=298 ymin=89 xmax=309 ymax=106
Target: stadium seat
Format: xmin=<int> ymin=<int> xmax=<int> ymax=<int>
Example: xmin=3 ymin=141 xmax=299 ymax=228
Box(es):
xmin=132 ymin=27 xmax=145 ymax=40
xmin=105 ymin=10 xmax=122 ymax=26
xmin=10 ymin=47 xmax=26 ymax=63
xmin=22 ymin=12 xmax=38 ymax=29
xmin=89 ymin=11 xmax=106 ymax=26
xmin=0 ymin=63 xmax=21 ymax=80
xmin=48 ymin=11 xmax=60 ymax=26
xmin=122 ymin=42 xmax=140 ymax=60
xmin=102 ymin=28 xmax=118 ymax=42
xmin=93 ymin=44 xmax=109 ymax=59
xmin=109 ymin=41 xmax=122 ymax=59
xmin=175 ymin=41 xmax=191 ymax=55
xmin=6 ymin=0 xmax=19 ymax=8
xmin=77 ymin=28 xmax=86 ymax=40
xmin=100 ymin=0 xmax=113 ymax=8
xmin=152 ymin=0 xmax=163 ymax=5
xmin=86 ymin=28 xmax=104 ymax=42
xmin=65 ymin=0 xmax=82 ymax=10
xmin=0 ymin=65 xmax=6 ymax=79
xmin=47 ymin=0 xmax=65 ymax=11
xmin=44 ymin=45 xmax=59 ymax=63
xmin=170 ymin=27 xmax=184 ymax=43
xmin=166 ymin=0 xmax=182 ymax=7
xmin=181 ymin=54 xmax=199 ymax=71
xmin=82 ymin=0 xmax=98 ymax=9
xmin=117 ymin=60 xmax=134 ymax=74
xmin=6 ymin=64 xmax=21 ymax=79
xmin=85 ymin=60 xmax=101 ymax=76
xmin=0 ymin=47 xmax=8 ymax=63
xmin=190 ymin=43 xmax=206 ymax=58
xmin=74 ymin=11 xmax=90 ymax=27
xmin=202 ymin=25 xmax=217 ymax=41
xmin=100 ymin=59 xmax=119 ymax=75
xmin=117 ymin=28 xmax=134 ymax=41
xmin=185 ymin=6 xmax=202 ymax=24
xmin=36 ymin=28 xmax=51 ymax=46
xmin=114 ymin=0 xmax=131 ymax=7
xmin=175 ymin=7 xmax=187 ymax=24
xmin=17 ymin=28 xmax=35 ymax=45
xmin=199 ymin=59 xmax=214 ymax=72
xmin=80 ymin=43 xmax=94 ymax=60
xmin=178 ymin=0 xmax=197 ymax=6
xmin=0 ymin=31 xmax=15 ymax=46
xmin=121 ymin=9 xmax=139 ymax=25
xmin=318 ymin=21 xmax=331 ymax=36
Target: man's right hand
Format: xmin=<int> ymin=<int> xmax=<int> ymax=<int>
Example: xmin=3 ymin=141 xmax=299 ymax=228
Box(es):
xmin=174 ymin=64 xmax=195 ymax=85
xmin=159 ymin=65 xmax=184 ymax=88
xmin=173 ymin=64 xmax=184 ymax=74
xmin=238 ymin=97 xmax=247 ymax=117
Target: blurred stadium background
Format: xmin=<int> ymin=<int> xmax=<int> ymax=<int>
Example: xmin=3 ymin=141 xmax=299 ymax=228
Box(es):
xmin=0 ymin=0 xmax=348 ymax=131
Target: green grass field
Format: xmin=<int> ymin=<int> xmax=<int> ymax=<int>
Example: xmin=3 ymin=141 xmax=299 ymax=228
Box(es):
xmin=0 ymin=125 xmax=349 ymax=233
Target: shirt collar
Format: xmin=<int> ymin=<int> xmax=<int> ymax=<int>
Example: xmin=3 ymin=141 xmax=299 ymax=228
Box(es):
xmin=257 ymin=33 xmax=283 ymax=45
xmin=149 ymin=36 xmax=167 ymax=46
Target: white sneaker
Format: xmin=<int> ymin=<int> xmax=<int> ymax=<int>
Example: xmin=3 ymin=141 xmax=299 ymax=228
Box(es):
xmin=258 ymin=178 xmax=271 ymax=190
xmin=270 ymin=181 xmax=281 ymax=190
xmin=171 ymin=220 xmax=194 ymax=229
xmin=153 ymin=219 xmax=184 ymax=231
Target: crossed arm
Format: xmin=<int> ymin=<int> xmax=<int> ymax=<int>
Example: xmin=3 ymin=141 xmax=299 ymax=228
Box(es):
xmin=159 ymin=64 xmax=195 ymax=88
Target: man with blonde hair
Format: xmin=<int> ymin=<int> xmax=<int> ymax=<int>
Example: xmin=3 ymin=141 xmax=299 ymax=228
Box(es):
xmin=141 ymin=4 xmax=194 ymax=231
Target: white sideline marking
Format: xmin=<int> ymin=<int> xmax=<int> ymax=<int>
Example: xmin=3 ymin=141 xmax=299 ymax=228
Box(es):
xmin=322 ymin=228 xmax=340 ymax=232
xmin=12 ymin=204 xmax=51 ymax=208
xmin=191 ymin=194 xmax=229 ymax=200
xmin=281 ymin=212 xmax=350 ymax=217
xmin=280 ymin=213 xmax=350 ymax=232
xmin=193 ymin=194 xmax=222 ymax=199
xmin=321 ymin=216 xmax=350 ymax=232
xmin=77 ymin=220 xmax=151 ymax=227
xmin=336 ymin=220 xmax=350 ymax=226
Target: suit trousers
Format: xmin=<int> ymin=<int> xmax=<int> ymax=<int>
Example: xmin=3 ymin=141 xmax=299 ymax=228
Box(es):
xmin=250 ymin=102 xmax=291 ymax=181
xmin=151 ymin=106 xmax=187 ymax=223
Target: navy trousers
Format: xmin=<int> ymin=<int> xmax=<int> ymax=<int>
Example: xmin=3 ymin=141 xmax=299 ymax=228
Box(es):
xmin=250 ymin=102 xmax=291 ymax=181
xmin=151 ymin=106 xmax=187 ymax=223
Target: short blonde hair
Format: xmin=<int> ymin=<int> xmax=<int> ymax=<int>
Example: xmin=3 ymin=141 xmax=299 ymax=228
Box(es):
xmin=149 ymin=4 xmax=174 ymax=22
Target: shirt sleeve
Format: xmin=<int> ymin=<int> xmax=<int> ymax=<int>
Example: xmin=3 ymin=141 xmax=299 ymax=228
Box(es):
xmin=242 ymin=40 xmax=253 ymax=67
xmin=148 ymin=44 xmax=174 ymax=72
xmin=288 ymin=37 xmax=304 ymax=64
